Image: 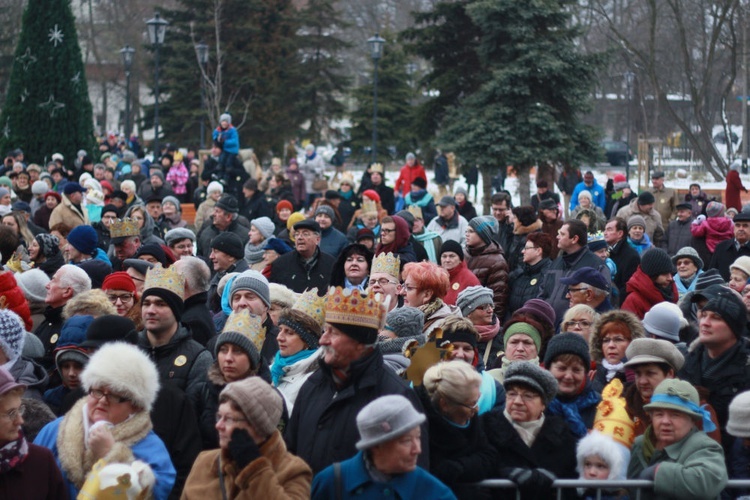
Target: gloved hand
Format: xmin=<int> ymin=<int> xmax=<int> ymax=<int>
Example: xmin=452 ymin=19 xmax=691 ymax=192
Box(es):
xmin=638 ymin=464 xmax=658 ymax=480
xmin=228 ymin=428 xmax=261 ymax=469
xmin=506 ymin=467 xmax=534 ymax=486
xmin=505 ymin=467 xmax=556 ymax=498
xmin=693 ymin=214 xmax=706 ymax=224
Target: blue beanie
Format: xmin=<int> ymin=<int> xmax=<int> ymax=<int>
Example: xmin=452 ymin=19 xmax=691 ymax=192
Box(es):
xmin=67 ymin=225 xmax=98 ymax=256
xmin=263 ymin=237 xmax=293 ymax=255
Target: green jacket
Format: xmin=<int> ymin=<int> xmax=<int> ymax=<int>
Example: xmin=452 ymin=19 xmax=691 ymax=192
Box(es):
xmin=628 ymin=428 xmax=727 ymax=500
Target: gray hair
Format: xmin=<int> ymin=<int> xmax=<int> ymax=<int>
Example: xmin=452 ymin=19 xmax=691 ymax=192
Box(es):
xmin=57 ymin=264 xmax=92 ymax=296
xmin=176 ymin=257 xmax=211 ymax=292
xmin=423 ymin=360 xmax=481 ymax=408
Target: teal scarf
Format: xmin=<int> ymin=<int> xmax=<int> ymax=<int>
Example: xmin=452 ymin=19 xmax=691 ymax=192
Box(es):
xmin=271 ymin=349 xmax=317 ymax=386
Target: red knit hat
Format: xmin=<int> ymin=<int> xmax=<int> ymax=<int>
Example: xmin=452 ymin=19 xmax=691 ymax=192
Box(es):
xmin=102 ymin=272 xmax=137 ymax=294
xmin=0 ymin=272 xmax=32 ymax=331
xmin=45 ymin=191 xmax=62 ymax=203
xmin=613 ymin=173 xmax=626 ymax=184
xmin=363 ymin=189 xmax=381 ymax=203
xmin=276 ymin=200 xmax=293 ymax=213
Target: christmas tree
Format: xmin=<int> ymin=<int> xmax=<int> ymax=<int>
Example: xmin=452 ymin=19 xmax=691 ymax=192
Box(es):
xmin=0 ymin=0 xmax=94 ymax=164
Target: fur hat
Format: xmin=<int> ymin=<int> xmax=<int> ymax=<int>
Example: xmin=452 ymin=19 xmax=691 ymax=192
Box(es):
xmin=221 ymin=378 xmax=282 ymax=439
xmin=269 ymin=283 xmax=297 ymax=308
xmin=456 ymin=286 xmax=494 ymax=317
xmin=207 ymin=181 xmax=223 ymax=194
xmin=15 ymin=268 xmax=50 ymax=303
xmin=31 ymin=181 xmax=48 ymax=195
xmin=251 ymin=217 xmax=275 ymax=240
xmin=81 ymin=342 xmax=160 ymax=411
xmin=503 ymin=361 xmax=558 ymax=404
xmin=576 ymin=431 xmax=630 ymax=481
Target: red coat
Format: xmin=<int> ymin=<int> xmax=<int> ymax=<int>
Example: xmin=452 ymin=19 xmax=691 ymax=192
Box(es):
xmin=725 ymin=169 xmax=747 ymax=211
xmin=394 ymin=163 xmax=428 ymax=197
xmin=690 ymin=216 xmax=734 ymax=252
xmin=443 ymin=260 xmax=481 ymax=306
xmin=621 ymin=267 xmax=678 ymax=319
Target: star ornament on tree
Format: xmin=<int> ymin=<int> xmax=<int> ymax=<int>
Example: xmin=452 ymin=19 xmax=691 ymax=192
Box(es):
xmin=38 ymin=95 xmax=66 ymax=118
xmin=16 ymin=48 xmax=37 ymax=71
xmin=48 ymin=24 xmax=64 ymax=47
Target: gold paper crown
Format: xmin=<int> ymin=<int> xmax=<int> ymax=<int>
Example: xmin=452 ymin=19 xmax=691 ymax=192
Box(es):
xmin=223 ymin=308 xmax=266 ymax=353
xmin=370 ymin=163 xmax=384 ymax=174
xmin=110 ymin=218 xmax=141 ymax=239
xmin=143 ymin=264 xmax=185 ymax=299
xmin=592 ymin=379 xmax=635 ymax=448
xmin=371 ymin=252 xmax=400 ymax=279
xmin=325 ymin=287 xmax=387 ymax=332
xmin=361 ymin=198 xmax=378 ymax=216
xmin=407 ymin=204 xmax=423 ymax=220
xmin=293 ymin=288 xmax=326 ymax=330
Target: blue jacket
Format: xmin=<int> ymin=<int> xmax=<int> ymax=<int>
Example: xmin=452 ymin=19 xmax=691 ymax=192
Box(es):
xmin=570 ymin=180 xmax=606 ymax=212
xmin=311 ymin=451 xmax=456 ymax=500
xmin=212 ymin=125 xmax=239 ymax=154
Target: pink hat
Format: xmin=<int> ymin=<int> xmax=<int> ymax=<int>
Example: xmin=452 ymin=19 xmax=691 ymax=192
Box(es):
xmin=0 ymin=366 xmax=25 ymax=397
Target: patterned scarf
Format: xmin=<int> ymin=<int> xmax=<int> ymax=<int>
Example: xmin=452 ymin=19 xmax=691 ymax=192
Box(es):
xmin=420 ymin=299 xmax=445 ymax=323
xmin=0 ymin=432 xmax=28 ymax=473
xmin=475 ymin=317 xmax=501 ymax=342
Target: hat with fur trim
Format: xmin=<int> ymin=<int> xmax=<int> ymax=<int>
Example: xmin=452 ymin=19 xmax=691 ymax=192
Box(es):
xmin=576 ymin=431 xmax=630 ymax=481
xmin=81 ymin=342 xmax=160 ymax=411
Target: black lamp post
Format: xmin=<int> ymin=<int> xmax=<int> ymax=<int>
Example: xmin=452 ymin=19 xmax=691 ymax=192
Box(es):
xmin=120 ymin=45 xmax=135 ymax=138
xmin=146 ymin=13 xmax=168 ymax=157
xmin=195 ymin=41 xmax=209 ymax=150
xmin=367 ymin=34 xmax=385 ymax=163
xmin=624 ymin=70 xmax=635 ymax=181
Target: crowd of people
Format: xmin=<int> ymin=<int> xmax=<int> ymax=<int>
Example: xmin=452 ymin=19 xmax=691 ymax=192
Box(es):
xmin=0 ymin=132 xmax=749 ymax=499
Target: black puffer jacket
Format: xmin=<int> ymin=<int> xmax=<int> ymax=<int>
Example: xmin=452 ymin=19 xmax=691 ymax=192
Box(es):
xmin=268 ymin=248 xmax=335 ymax=294
xmin=181 ymin=292 xmax=215 ymax=346
xmin=33 ymin=305 xmax=64 ymax=371
xmin=507 ymin=258 xmax=552 ymax=320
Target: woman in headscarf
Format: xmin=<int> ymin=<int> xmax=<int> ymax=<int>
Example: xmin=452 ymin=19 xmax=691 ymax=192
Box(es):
xmin=374 ymin=215 xmax=415 ymax=265
xmin=125 ymin=204 xmax=164 ymax=246
xmin=29 ymin=233 xmax=65 ymax=278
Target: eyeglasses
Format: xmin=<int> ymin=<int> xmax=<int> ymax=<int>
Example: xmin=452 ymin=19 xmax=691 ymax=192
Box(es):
xmin=446 ymin=395 xmax=479 ymax=411
xmin=477 ymin=304 xmax=494 ymax=312
xmin=381 ymin=228 xmax=395 ymax=234
xmin=398 ymin=284 xmax=418 ymax=292
xmin=294 ymin=231 xmax=316 ymax=239
xmin=102 ymin=215 xmax=117 ymax=220
xmin=0 ymin=404 xmax=25 ymax=421
xmin=565 ymin=320 xmax=592 ymax=328
xmin=567 ymin=287 xmax=588 ymax=294
xmin=506 ymin=391 xmax=541 ymax=403
xmin=522 ymin=246 xmax=538 ymax=251
xmin=89 ymin=388 xmax=130 ymax=404
xmin=371 ymin=278 xmax=397 ymax=287
xmin=107 ymin=293 xmax=134 ymax=304
xmin=602 ymin=336 xmax=628 ymax=345
xmin=215 ymin=413 xmax=247 ymax=425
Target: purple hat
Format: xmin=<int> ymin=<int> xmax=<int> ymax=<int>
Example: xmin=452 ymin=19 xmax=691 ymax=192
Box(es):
xmin=0 ymin=366 xmax=25 ymax=397
xmin=560 ymin=266 xmax=610 ymax=292
xmin=516 ymin=299 xmax=556 ymax=330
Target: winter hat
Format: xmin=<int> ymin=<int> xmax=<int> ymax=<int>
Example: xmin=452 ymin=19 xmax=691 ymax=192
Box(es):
xmin=539 ymin=198 xmax=558 ymax=211
xmin=454 ymin=186 xmax=468 ymax=197
xmin=54 ymin=315 xmax=94 ymax=370
xmin=503 ymin=361 xmax=558 ymax=404
xmin=438 ymin=240 xmax=464 ymax=262
xmin=356 ymin=228 xmax=376 ymax=243
xmin=412 ymin=177 xmax=427 ymax=190
xmin=219 ymin=113 xmax=232 ymax=124
xmin=627 ymin=214 xmax=647 ymax=230
xmin=249 ymin=217 xmax=274 ymax=241
xmin=263 ymin=237 xmax=292 ymax=255
xmin=672 ymin=246 xmax=703 ymax=270
xmin=67 ymin=225 xmax=99 ymax=256
xmin=727 ymin=391 xmax=750 ymax=438
xmin=702 ymin=286 xmax=747 ymax=338
xmin=0 ymin=272 xmax=33 ymax=331
xmin=0 ymin=309 xmax=25 ymax=362
xmin=516 ymin=299 xmax=556 ymax=332
xmin=230 ymin=270 xmax=271 ymax=308
xmin=706 ymin=201 xmax=724 ymax=218
xmin=278 ymin=306 xmax=323 ymax=351
xmin=640 ymin=248 xmax=675 ymax=277
xmin=162 ymin=196 xmax=181 ymax=213
xmin=503 ymin=322 xmax=542 ymax=352
xmin=80 ymin=315 xmax=138 ymax=349
xmin=440 ymin=321 xmax=479 ymax=349
xmin=644 ymin=379 xmax=715 ymax=431
xmin=135 ymin=243 xmax=169 ymax=268
xmin=149 ymin=169 xmax=165 ymax=182
xmin=15 ymin=268 xmax=50 ymax=303
xmin=356 ymin=394 xmax=425 ymax=450
xmin=624 ymin=338 xmax=684 ymax=372
xmin=31 ymin=181 xmax=48 ymax=195
xmin=81 ymin=342 xmax=160 ymax=411
xmin=276 ymin=200 xmax=293 ymax=213
xmin=215 ymin=194 xmax=239 ymax=214
xmin=543 ymin=332 xmax=590 ymax=368
xmin=731 ymin=256 xmax=750 ymax=278
xmin=456 ymin=286 xmax=494 ymax=317
xmin=102 ymin=272 xmax=137 ymax=294
xmin=383 ymin=307 xmax=424 ymax=339
xmin=63 ymin=183 xmax=86 ymax=196
xmin=0 ymin=367 xmax=24 ymax=398
xmin=207 ymin=181 xmax=224 ymax=194
xmin=164 ymin=228 xmax=196 ymax=246
xmin=637 ymin=191 xmax=655 ymax=206
xmin=576 ymin=431 xmax=630 ymax=481
xmin=577 ymin=190 xmax=592 ymax=202
xmin=469 ymin=215 xmax=497 ymax=245
xmin=0 ymin=188 xmax=9 ymax=199
xmin=101 ymin=204 xmax=119 ymax=218
xmin=293 ymin=219 xmax=321 ymax=234
xmin=220 ymin=378 xmax=282 ymax=439
xmin=211 ymin=232 xmax=244 ymax=260
xmin=314 ymin=205 xmax=335 ymax=221
xmin=695 ymin=269 xmax=725 ymax=291
xmin=269 ymin=283 xmax=297 ymax=309
xmin=642 ymin=302 xmax=682 ymax=342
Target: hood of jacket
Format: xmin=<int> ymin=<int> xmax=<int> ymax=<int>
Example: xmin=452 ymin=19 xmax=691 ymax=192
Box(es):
xmin=705 ymin=216 xmax=734 ymax=234
xmin=590 ymin=309 xmax=645 ymax=362
xmin=10 ymin=356 xmax=48 ymax=390
xmin=125 ymin=204 xmax=158 ymax=242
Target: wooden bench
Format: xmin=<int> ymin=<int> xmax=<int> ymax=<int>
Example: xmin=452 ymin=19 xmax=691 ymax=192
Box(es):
xmin=182 ymin=203 xmax=196 ymax=226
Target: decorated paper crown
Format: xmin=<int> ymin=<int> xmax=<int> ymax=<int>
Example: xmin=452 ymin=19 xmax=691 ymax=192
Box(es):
xmin=143 ymin=264 xmax=185 ymax=299
xmin=592 ymin=379 xmax=635 ymax=448
xmin=370 ymin=163 xmax=384 ymax=174
xmin=361 ymin=198 xmax=378 ymax=216
xmin=78 ymin=458 xmax=155 ymax=500
xmin=293 ymin=288 xmax=326 ymax=330
xmin=223 ymin=308 xmax=266 ymax=353
xmin=407 ymin=204 xmax=423 ymax=220
xmin=325 ymin=287 xmax=387 ymax=332
xmin=110 ymin=218 xmax=141 ymax=239
xmin=371 ymin=252 xmax=400 ymax=279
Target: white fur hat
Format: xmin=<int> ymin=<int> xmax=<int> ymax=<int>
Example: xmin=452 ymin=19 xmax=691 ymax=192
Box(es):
xmin=576 ymin=430 xmax=630 ymax=481
xmin=81 ymin=342 xmax=160 ymax=411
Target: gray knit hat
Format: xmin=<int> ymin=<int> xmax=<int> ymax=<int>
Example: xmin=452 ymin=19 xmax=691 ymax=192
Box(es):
xmin=624 ymin=338 xmax=684 ymax=371
xmin=456 ymin=286 xmax=494 ymax=317
xmin=165 ymin=227 xmax=196 ymax=246
xmin=31 ymin=180 xmax=48 ymax=195
xmin=221 ymin=378 xmax=282 ymax=439
xmin=384 ymin=307 xmax=424 ymax=338
xmin=219 ymin=113 xmax=232 ymax=125
xmin=672 ymin=246 xmax=703 ymax=270
xmin=0 ymin=310 xmax=25 ymax=363
xmin=627 ymin=214 xmax=647 ymax=230
xmin=503 ymin=361 xmax=558 ymax=404
xmin=162 ymin=195 xmax=181 ymax=213
xmin=314 ymin=205 xmax=335 ymax=221
xmin=15 ymin=269 xmax=50 ymax=303
xmin=695 ymin=269 xmax=725 ymax=291
xmin=230 ymin=270 xmax=271 ymax=308
xmin=727 ymin=391 xmax=750 ymax=438
xmin=251 ymin=216 xmax=275 ymax=240
xmin=356 ymin=394 xmax=425 ymax=450
xmin=468 ymin=216 xmax=497 ymax=245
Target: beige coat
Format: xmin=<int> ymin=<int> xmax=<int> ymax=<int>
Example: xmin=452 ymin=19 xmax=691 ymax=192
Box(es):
xmin=48 ymin=193 xmax=88 ymax=229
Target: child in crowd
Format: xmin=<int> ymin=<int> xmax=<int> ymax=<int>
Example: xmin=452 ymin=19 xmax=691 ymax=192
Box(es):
xmin=212 ymin=112 xmax=240 ymax=173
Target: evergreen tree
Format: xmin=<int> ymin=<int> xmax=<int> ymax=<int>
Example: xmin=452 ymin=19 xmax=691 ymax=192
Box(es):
xmin=0 ymin=0 xmax=94 ymax=163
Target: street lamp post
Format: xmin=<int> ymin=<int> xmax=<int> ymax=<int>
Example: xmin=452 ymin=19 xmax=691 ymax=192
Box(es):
xmin=146 ymin=13 xmax=168 ymax=157
xmin=367 ymin=34 xmax=385 ymax=163
xmin=624 ymin=71 xmax=635 ymax=181
xmin=120 ymin=45 xmax=135 ymax=138
xmin=195 ymin=41 xmax=209 ymax=150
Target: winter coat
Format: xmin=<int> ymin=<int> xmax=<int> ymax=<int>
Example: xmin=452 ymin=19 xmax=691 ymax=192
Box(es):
xmin=48 ymin=193 xmax=89 ymax=229
xmin=193 ymin=198 xmax=216 ymax=232
xmin=300 ymin=153 xmax=326 ymax=194
xmin=494 ymin=219 xmax=515 ymax=255
xmin=181 ymin=292 xmax=216 ymax=347
xmin=318 ymin=226 xmax=349 ymax=257
xmin=285 ymin=350 xmax=428 ymax=474
xmin=557 ymin=169 xmax=582 ymax=195
xmin=9 ymin=356 xmax=48 ymax=400
xmin=273 ymin=348 xmax=322 ymax=416
xmin=312 ymin=450 xmax=456 ymax=500
xmin=394 ymin=163 xmax=428 ymax=197
xmin=0 ymin=443 xmax=68 ymax=500
xmin=609 ymin=240 xmax=640 ymax=302
xmin=269 ymin=248 xmax=335 ymax=294
xmin=137 ymin=182 xmax=176 ymax=202
xmin=34 ymin=398 xmax=176 ymax=500
xmin=709 ymin=238 xmax=750 ymax=281
xmin=609 ymin=191 xmax=638 ymax=219
xmin=196 ymin=218 xmax=250 ymax=259
xmin=570 ymin=180 xmax=607 ymax=212
xmin=507 ymin=258 xmax=552 ymax=320
xmin=166 ymin=163 xmax=189 ymax=196
xmin=684 ymin=191 xmax=709 ymax=218
xmin=337 ymin=193 xmax=360 ymax=230
xmin=616 ymin=199 xmax=665 ymax=246
xmin=621 ymin=267 xmax=678 ymax=319
xmin=726 ymin=169 xmax=747 ymax=211
xmin=286 ymin=168 xmax=307 ymax=207
xmin=531 ymin=191 xmax=560 ymax=212
xmin=239 ymin=190 xmax=274 ymax=223
xmin=34 ymin=305 xmax=65 ymax=371
xmin=427 ymin=213 xmax=469 ymax=246
xmin=457 ymin=200 xmax=477 ymax=222
xmin=627 ymin=428 xmax=727 ymax=500
xmin=465 ymin=241 xmax=509 ymax=320
xmin=33 ymin=204 xmax=55 ymax=231
xmin=443 ymin=261 xmax=481 ymax=306
xmin=370 ymin=183 xmax=395 ymax=215
xmin=648 ymin=187 xmax=680 ymax=225
xmin=212 ymin=125 xmax=239 ymax=154
xmin=690 ymin=216 xmax=734 ymax=252
xmin=434 ymin=154 xmax=450 ymax=185
xmin=506 ymin=219 xmax=543 ymax=273
xmin=405 ymin=189 xmax=438 ymax=224
xmin=662 ymin=218 xmax=694 ymax=257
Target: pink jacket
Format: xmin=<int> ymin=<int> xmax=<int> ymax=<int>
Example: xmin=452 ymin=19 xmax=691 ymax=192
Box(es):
xmin=690 ymin=216 xmax=734 ymax=252
xmin=166 ymin=162 xmax=189 ymax=195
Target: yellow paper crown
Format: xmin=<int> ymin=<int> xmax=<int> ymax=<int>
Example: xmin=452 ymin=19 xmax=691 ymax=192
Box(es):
xmin=371 ymin=252 xmax=400 ymax=279
xmin=143 ymin=264 xmax=185 ymax=299
xmin=110 ymin=218 xmax=141 ymax=239
xmin=370 ymin=163 xmax=384 ymax=174
xmin=592 ymin=379 xmax=635 ymax=448
xmin=361 ymin=198 xmax=378 ymax=216
xmin=78 ymin=459 xmax=154 ymax=500
xmin=223 ymin=308 xmax=266 ymax=353
xmin=293 ymin=288 xmax=326 ymax=330
xmin=407 ymin=204 xmax=423 ymax=220
xmin=325 ymin=287 xmax=387 ymax=332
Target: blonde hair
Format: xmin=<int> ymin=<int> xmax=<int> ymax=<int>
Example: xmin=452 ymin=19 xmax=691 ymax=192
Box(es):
xmin=63 ymin=289 xmax=117 ymax=319
xmin=423 ymin=360 xmax=481 ymax=407
xmin=561 ymin=304 xmax=598 ymax=327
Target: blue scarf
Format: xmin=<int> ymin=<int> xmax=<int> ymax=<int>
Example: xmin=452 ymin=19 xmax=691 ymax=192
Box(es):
xmin=339 ymin=189 xmax=354 ymax=200
xmin=270 ymin=349 xmax=317 ymax=386
xmin=546 ymin=387 xmax=601 ymax=437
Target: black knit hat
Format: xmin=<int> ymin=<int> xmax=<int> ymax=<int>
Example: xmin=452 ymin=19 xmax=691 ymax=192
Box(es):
xmin=702 ymin=287 xmax=747 ymax=338
xmin=210 ymin=232 xmax=244 ymax=260
xmin=215 ymin=194 xmax=239 ymax=214
xmin=695 ymin=269 xmax=725 ymax=291
xmin=141 ymin=288 xmax=184 ymax=322
xmin=638 ymin=191 xmax=655 ymax=205
xmin=439 ymin=240 xmax=464 ymax=262
xmin=440 ymin=327 xmax=478 ymax=349
xmin=412 ymin=177 xmax=427 ymax=190
xmin=543 ymin=332 xmax=591 ymax=368
xmin=640 ymin=248 xmax=675 ymax=277
xmin=80 ymin=315 xmax=138 ymax=349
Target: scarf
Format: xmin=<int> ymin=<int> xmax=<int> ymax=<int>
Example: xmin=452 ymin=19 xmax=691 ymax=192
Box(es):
xmin=561 ymin=247 xmax=586 ymax=268
xmin=546 ymin=388 xmax=601 ymax=438
xmin=376 ymin=216 xmax=410 ymax=255
xmin=244 ymin=239 xmax=267 ymax=264
xmin=0 ymin=432 xmax=28 ymax=473
xmin=504 ymin=409 xmax=545 ymax=447
xmin=475 ymin=317 xmax=501 ymax=342
xmin=339 ymin=189 xmax=354 ymax=200
xmin=602 ymin=359 xmax=625 ymax=381
xmin=641 ymin=426 xmax=657 ymax=464
xmin=437 ymin=210 xmax=459 ymax=230
xmin=420 ymin=299 xmax=445 ymax=322
xmin=659 ymin=284 xmax=675 ymax=302
xmin=501 ymin=356 xmax=540 ymax=372
xmin=301 ymin=248 xmax=320 ymax=274
xmin=701 ymin=340 xmax=743 ymax=385
xmin=270 ymin=349 xmax=318 ymax=386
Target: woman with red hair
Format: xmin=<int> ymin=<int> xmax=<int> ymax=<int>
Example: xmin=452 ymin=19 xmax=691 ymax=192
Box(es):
xmin=375 ymin=215 xmax=416 ymax=265
xmin=400 ymin=261 xmax=460 ymax=337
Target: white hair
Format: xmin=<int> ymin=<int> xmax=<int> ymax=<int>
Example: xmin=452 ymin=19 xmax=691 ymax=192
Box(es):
xmin=57 ymin=264 xmax=92 ymax=296
xmin=176 ymin=257 xmax=211 ymax=292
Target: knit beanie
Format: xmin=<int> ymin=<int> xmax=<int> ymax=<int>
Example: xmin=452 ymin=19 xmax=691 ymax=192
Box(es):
xmin=0 ymin=272 xmax=33 ymax=331
xmin=149 ymin=169 xmax=165 ymax=182
xmin=220 ymin=378 xmax=282 ymax=439
xmin=640 ymin=248 xmax=675 ymax=277
xmin=0 ymin=309 xmax=25 ymax=362
xmin=702 ymin=288 xmax=747 ymax=338
xmin=395 ymin=210 xmax=415 ymax=230
xmin=135 ymin=243 xmax=169 ymax=268
xmin=55 ymin=316 xmax=93 ymax=371
xmin=469 ymin=215 xmax=497 ymax=245
xmin=731 ymin=256 xmax=750 ymax=278
xmin=31 ymin=180 xmax=48 ymax=195
xmin=627 ymin=214 xmax=647 ymax=230
xmin=67 ymin=225 xmax=99 ymax=256
xmin=727 ymin=391 xmax=750 ymax=438
xmin=637 ymin=191 xmax=655 ymax=206
xmin=162 ymin=195 xmax=181 ymax=213
xmin=207 ymin=181 xmax=224 ymax=194
xmin=251 ymin=216 xmax=276 ymax=240
xmin=515 ymin=299 xmax=556 ymax=331
xmin=440 ymin=324 xmax=479 ymax=349
xmin=456 ymin=286 xmax=494 ymax=317
xmin=384 ymin=307 xmax=424 ymax=339
xmin=503 ymin=361 xmax=558 ymax=404
xmin=543 ymin=332 xmax=591 ymax=368
xmin=276 ymin=200 xmax=293 ymax=213
xmin=79 ymin=315 xmax=139 ymax=349
xmin=278 ymin=308 xmax=321 ymax=350
xmin=695 ymin=269 xmax=725 ymax=291
xmin=102 ymin=272 xmax=137 ymax=294
xmin=314 ymin=205 xmax=335 ymax=221
xmin=438 ymin=240 xmax=464 ymax=262
xmin=671 ymin=246 xmax=703 ymax=270
xmin=211 ymin=232 xmax=245 ymax=260
xmin=219 ymin=113 xmax=232 ymax=124
xmin=411 ymin=177 xmax=427 ymax=190
xmin=229 ymin=270 xmax=271 ymax=308
xmin=15 ymin=269 xmax=49 ymax=303
xmin=164 ymin=228 xmax=196 ymax=246
xmin=503 ymin=322 xmax=542 ymax=352
xmin=706 ymin=201 xmax=724 ymax=218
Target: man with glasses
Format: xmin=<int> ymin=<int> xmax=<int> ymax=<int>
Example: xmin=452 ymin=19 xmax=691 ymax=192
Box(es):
xmin=368 ymin=252 xmax=401 ymax=311
xmin=269 ymin=219 xmax=335 ymax=294
xmin=64 ymin=225 xmax=111 ymax=288
xmin=490 ymin=192 xmax=513 ymax=252
xmin=560 ymin=266 xmax=613 ymax=313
